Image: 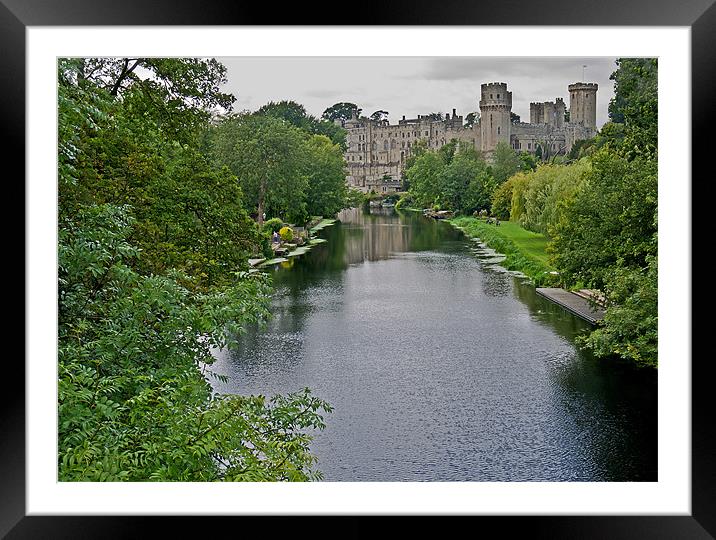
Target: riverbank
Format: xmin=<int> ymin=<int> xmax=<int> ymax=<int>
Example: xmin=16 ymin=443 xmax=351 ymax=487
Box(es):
xmin=255 ymin=218 xmax=336 ymax=270
xmin=448 ymin=216 xmax=557 ymax=286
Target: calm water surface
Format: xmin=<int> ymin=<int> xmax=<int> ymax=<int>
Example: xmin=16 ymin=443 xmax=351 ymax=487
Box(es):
xmin=211 ymin=208 xmax=657 ymax=481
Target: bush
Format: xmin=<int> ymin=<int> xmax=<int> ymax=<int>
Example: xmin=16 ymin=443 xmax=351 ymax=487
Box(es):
xmin=262 ymin=218 xmax=284 ymax=234
xmin=395 ymin=192 xmax=414 ymax=210
xmin=279 ymin=226 xmax=294 ymax=242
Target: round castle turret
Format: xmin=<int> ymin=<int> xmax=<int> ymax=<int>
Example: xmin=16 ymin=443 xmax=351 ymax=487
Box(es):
xmin=479 ymin=82 xmax=512 ymax=153
xmin=568 ymin=82 xmax=598 ymax=128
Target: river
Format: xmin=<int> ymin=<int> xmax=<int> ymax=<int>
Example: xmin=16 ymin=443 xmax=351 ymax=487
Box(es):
xmin=210 ymin=207 xmax=657 ymax=481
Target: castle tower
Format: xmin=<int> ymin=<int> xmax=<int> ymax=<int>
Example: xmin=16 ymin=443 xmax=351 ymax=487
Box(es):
xmin=568 ymin=82 xmax=598 ymax=128
xmin=554 ymin=97 xmax=566 ymax=128
xmin=479 ymin=82 xmax=512 ymax=153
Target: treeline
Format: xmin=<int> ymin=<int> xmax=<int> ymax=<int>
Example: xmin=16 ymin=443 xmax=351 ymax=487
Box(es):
xmin=58 ymin=58 xmax=335 ymax=481
xmin=403 ymin=139 xmax=538 ymax=215
xmin=404 ymin=58 xmax=658 ymax=367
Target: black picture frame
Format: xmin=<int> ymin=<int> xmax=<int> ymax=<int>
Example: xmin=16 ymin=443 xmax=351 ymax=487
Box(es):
xmin=6 ymin=0 xmax=710 ymax=537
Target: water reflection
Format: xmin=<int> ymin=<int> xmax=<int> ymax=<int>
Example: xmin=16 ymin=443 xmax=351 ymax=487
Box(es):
xmin=210 ymin=208 xmax=656 ymax=481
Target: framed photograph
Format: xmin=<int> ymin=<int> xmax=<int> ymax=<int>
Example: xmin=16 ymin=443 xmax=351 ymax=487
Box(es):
xmin=9 ymin=0 xmax=710 ymax=536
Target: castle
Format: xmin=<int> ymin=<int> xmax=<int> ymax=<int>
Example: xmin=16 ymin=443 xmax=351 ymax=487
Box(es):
xmin=343 ymin=81 xmax=598 ymax=193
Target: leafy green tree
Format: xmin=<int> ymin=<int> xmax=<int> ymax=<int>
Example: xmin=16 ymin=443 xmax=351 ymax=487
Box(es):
xmin=608 ymin=58 xmax=658 ymax=158
xmin=73 ymin=57 xmax=234 ymax=143
xmin=59 ymin=59 xmax=259 ymax=288
xmin=405 ymin=151 xmax=446 ymax=208
xmin=519 ymin=161 xmax=590 ymax=236
xmin=438 ymin=146 xmax=493 ymax=214
xmin=257 ymin=100 xmax=347 ymax=149
xmin=492 ymin=141 xmax=521 ymax=184
xmin=211 ymin=113 xmax=309 ymax=227
xmin=550 ymin=149 xmax=657 ymax=291
xmin=510 ymin=112 xmax=521 ymax=124
xmin=58 ymin=205 xmax=332 ymax=481
xmin=491 ymin=176 xmax=516 ymax=220
xmin=322 ymin=102 xmax=361 ymax=122
xmin=370 ymin=110 xmax=389 ymax=122
xmin=304 ymin=135 xmax=348 ymax=217
xmin=518 ymin=151 xmax=538 ymax=172
xmin=464 ymin=111 xmax=479 ymax=128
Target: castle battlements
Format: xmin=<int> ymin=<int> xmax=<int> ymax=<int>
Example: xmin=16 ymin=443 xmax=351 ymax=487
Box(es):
xmin=342 ymin=80 xmax=598 ymax=193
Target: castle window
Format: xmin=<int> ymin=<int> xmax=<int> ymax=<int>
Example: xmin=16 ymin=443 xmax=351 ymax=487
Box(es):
xmin=497 ymin=127 xmax=501 ymax=135
xmin=528 ymin=143 xmax=531 ymax=149
xmin=490 ymin=94 xmax=493 ymax=99
xmin=497 ymin=94 xmax=500 ymax=98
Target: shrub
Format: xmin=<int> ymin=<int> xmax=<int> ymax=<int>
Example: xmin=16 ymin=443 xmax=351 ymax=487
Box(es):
xmin=279 ymin=226 xmax=294 ymax=242
xmin=262 ymin=217 xmax=284 ymax=234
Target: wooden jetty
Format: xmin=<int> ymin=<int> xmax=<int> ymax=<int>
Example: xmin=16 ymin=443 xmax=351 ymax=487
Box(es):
xmin=536 ymin=288 xmax=606 ymax=324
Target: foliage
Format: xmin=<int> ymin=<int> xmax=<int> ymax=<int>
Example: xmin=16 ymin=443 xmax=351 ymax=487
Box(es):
xmin=550 ymin=149 xmax=656 ymax=287
xmin=345 ymin=187 xmax=367 ymax=209
xmin=59 ymin=59 xmax=259 ymax=288
xmin=210 ymin=113 xmax=309 ymax=226
xmin=394 ymin=192 xmax=415 ymax=210
xmin=404 ymin=151 xmax=446 ymax=208
xmin=370 ymin=110 xmax=389 ymax=122
xmin=608 ymin=58 xmax=658 ymax=158
xmin=256 ymin=100 xmax=347 ymax=149
xmin=518 ymin=151 xmax=539 ymax=172
xmin=492 ymin=141 xmax=522 ymax=184
xmin=490 ymin=177 xmax=515 ymax=220
xmin=262 ymin=218 xmax=285 ymax=234
xmin=72 ymin=57 xmax=234 ymax=143
xmin=510 ymin=112 xmax=521 ymax=124
xmin=549 ymin=58 xmax=659 ymax=366
xmin=405 ymin=142 xmax=495 ymax=215
xmin=322 ymin=102 xmax=361 ymax=122
xmin=58 ymin=204 xmax=332 ymax=481
xmin=279 ymin=226 xmax=294 ymax=242
xmin=464 ymin=111 xmax=479 ymax=128
xmin=519 ymin=161 xmax=590 ymax=236
xmin=304 ymin=135 xmax=348 ymax=218
xmin=578 ymin=255 xmax=657 ymax=367
xmin=58 ymin=57 xmax=334 ymax=481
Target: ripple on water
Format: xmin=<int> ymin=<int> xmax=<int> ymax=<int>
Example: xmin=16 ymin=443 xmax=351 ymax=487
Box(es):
xmin=210 ymin=211 xmax=657 ymax=482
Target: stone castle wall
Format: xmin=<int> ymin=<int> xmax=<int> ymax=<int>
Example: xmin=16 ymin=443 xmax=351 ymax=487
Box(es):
xmin=344 ymin=80 xmax=598 ymax=193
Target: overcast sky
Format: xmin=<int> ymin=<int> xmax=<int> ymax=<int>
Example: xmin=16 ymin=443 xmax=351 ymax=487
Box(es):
xmin=218 ymin=57 xmax=618 ymax=128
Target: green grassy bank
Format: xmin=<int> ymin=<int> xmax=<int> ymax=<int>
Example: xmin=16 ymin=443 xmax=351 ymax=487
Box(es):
xmin=448 ymin=217 xmax=557 ymax=286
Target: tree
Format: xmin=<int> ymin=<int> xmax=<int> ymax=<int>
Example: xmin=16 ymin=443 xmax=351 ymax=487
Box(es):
xmin=405 ymin=151 xmax=446 ymax=208
xmin=464 ymin=111 xmax=479 ymax=128
xmin=72 ymin=57 xmax=235 ymax=143
xmin=304 ymin=135 xmax=348 ymax=217
xmin=257 ymin=100 xmax=347 ymax=149
xmin=211 ymin=113 xmax=309 ymax=227
xmin=608 ymin=58 xmax=658 ymax=157
xmin=425 ymin=112 xmax=447 ymax=121
xmin=510 ymin=112 xmax=521 ymax=124
xmin=370 ymin=110 xmax=389 ymax=122
xmin=550 ymin=149 xmax=657 ymax=291
xmin=322 ymin=102 xmax=361 ymax=122
xmin=439 ymin=146 xmax=493 ymax=214
xmin=58 ymin=58 xmax=259 ymax=288
xmin=492 ymin=141 xmax=521 ymax=184
xmin=58 ymin=57 xmax=335 ymax=481
xmin=58 ymin=205 xmax=332 ymax=481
